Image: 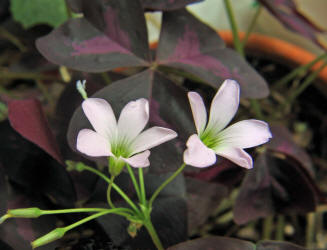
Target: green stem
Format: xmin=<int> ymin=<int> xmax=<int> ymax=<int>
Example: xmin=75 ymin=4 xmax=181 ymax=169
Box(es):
xmin=42 ymin=208 xmax=115 ymax=215
xmin=101 ymin=72 xmax=112 ymax=85
xmin=107 ymin=175 xmax=116 ymax=208
xmin=274 ymin=52 xmax=327 ymax=90
xmin=149 ymin=163 xmax=186 ymax=208
xmin=77 ymin=165 xmax=141 ymax=216
xmin=262 ymin=215 xmax=273 ymax=240
xmin=144 ymin=219 xmax=164 ymax=250
xmin=0 ymin=27 xmax=27 ymax=52
xmin=126 ymin=164 xmax=142 ymax=202
xmin=241 ymin=5 xmax=262 ymax=48
xmin=306 ymin=212 xmax=315 ymax=249
xmin=276 ymin=215 xmax=285 ymax=241
xmin=63 ymin=209 xmax=127 ymax=232
xmin=250 ymin=99 xmax=264 ymax=119
xmin=139 ymin=168 xmax=146 ymax=205
xmin=36 ymin=80 xmax=54 ymax=106
xmin=223 ymin=0 xmax=244 ymax=57
xmin=281 ymin=60 xmax=327 ymax=111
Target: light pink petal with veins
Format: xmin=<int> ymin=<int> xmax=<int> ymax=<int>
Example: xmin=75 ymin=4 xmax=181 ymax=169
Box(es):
xmin=183 ymin=134 xmax=216 ymax=168
xmin=82 ymin=98 xmax=117 ymax=139
xmin=207 ymin=79 xmax=240 ymax=133
xmin=131 ymin=127 xmax=177 ymax=154
xmin=77 ymin=129 xmax=112 ymax=157
xmin=122 ymin=150 xmax=150 ymax=168
xmin=118 ymin=98 xmax=149 ymax=140
xmin=188 ymin=92 xmax=207 ymax=135
xmin=215 ymin=147 xmax=253 ymax=169
xmin=217 ymin=119 xmax=272 ymax=149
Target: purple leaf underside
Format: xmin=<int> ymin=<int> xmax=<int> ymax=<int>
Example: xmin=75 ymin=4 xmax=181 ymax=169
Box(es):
xmin=8 ymin=99 xmax=63 ymax=164
xmin=156 ymin=9 xmax=269 ymax=98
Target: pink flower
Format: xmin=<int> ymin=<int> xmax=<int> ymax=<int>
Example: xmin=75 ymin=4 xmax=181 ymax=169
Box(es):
xmin=183 ymin=79 xmax=272 ymax=169
xmin=77 ymin=98 xmax=177 ymax=168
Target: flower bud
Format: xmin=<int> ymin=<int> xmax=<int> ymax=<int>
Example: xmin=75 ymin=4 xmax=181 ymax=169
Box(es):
xmin=31 ymin=228 xmax=66 ymax=249
xmin=8 ymin=207 xmax=42 ymax=218
xmin=76 ymin=80 xmax=88 ymax=100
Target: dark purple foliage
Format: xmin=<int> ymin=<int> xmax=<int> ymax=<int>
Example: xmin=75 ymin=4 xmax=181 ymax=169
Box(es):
xmin=8 ymin=99 xmax=63 ymax=164
xmin=36 ymin=0 xmax=269 ymax=98
xmin=259 ymin=0 xmax=323 ymax=47
xmin=168 ymin=236 xmax=307 ymax=250
xmin=233 ymin=152 xmax=318 ymax=224
xmin=141 ymin=0 xmax=203 ymax=10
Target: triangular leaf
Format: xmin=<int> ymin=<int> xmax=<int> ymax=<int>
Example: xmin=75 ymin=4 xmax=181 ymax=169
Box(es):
xmin=233 ymin=152 xmax=317 ymax=224
xmin=8 ymin=99 xmax=63 ymax=165
xmin=36 ymin=0 xmax=150 ymax=72
xmin=156 ymin=9 xmax=269 ymax=98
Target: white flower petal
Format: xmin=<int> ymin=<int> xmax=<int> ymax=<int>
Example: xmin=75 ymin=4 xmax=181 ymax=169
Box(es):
xmin=217 ymin=119 xmax=272 ymax=149
xmin=82 ymin=98 xmax=117 ymax=138
xmin=77 ymin=129 xmax=112 ymax=157
xmin=131 ymin=127 xmax=177 ymax=154
xmin=188 ymin=92 xmax=207 ymax=135
xmin=118 ymin=98 xmax=149 ymax=141
xmin=215 ymin=147 xmax=253 ymax=169
xmin=183 ymin=134 xmax=216 ymax=168
xmin=122 ymin=150 xmax=150 ymax=168
xmin=206 ymin=79 xmax=240 ymax=133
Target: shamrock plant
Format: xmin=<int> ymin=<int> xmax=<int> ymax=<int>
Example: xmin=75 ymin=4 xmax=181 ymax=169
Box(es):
xmin=0 ymin=79 xmax=271 ymax=249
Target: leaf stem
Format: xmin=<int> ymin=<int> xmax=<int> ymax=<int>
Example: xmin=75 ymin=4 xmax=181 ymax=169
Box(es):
xmin=223 ymin=0 xmax=244 ymax=57
xmin=273 ymin=52 xmax=327 ymax=90
xmin=306 ymin=212 xmax=316 ymax=249
xmin=262 ymin=215 xmax=273 ymax=240
xmin=241 ymin=5 xmax=262 ymax=48
xmin=281 ymin=60 xmax=327 ymax=112
xmin=276 ymin=215 xmax=285 ymax=241
xmin=149 ymin=163 xmax=186 ymax=208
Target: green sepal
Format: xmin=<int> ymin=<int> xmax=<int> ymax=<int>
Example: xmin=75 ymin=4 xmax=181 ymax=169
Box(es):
xmin=109 ymin=157 xmax=125 ymax=177
xmin=31 ymin=228 xmax=66 ymax=249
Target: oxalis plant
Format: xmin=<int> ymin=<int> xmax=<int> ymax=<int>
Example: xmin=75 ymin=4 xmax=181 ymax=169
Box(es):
xmin=1 ymin=78 xmax=271 ymax=249
xmin=0 ymin=0 xmax=324 ymax=249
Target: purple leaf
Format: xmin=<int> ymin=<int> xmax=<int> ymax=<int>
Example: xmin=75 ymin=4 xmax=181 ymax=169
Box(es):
xmin=142 ymin=0 xmax=203 ymax=10
xmin=257 ymin=241 xmax=307 ymax=250
xmin=233 ymin=152 xmax=318 ymax=224
xmin=259 ymin=0 xmax=323 ymax=47
xmin=8 ymin=99 xmax=63 ymax=164
xmin=36 ymin=0 xmax=150 ymax=72
xmin=186 ymin=177 xmax=228 ymax=233
xmin=168 ymin=236 xmax=255 ymax=250
xmin=0 ymin=121 xmax=76 ymax=207
xmin=267 ymin=124 xmax=315 ymax=177
xmin=156 ymin=9 xmax=269 ymax=98
xmin=67 ymin=70 xmax=194 ymax=173
xmin=0 ymin=165 xmax=60 ymax=250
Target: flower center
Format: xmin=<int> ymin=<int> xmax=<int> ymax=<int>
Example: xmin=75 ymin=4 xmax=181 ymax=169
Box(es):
xmin=110 ymin=136 xmax=133 ymax=158
xmin=200 ymin=128 xmax=222 ymax=149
